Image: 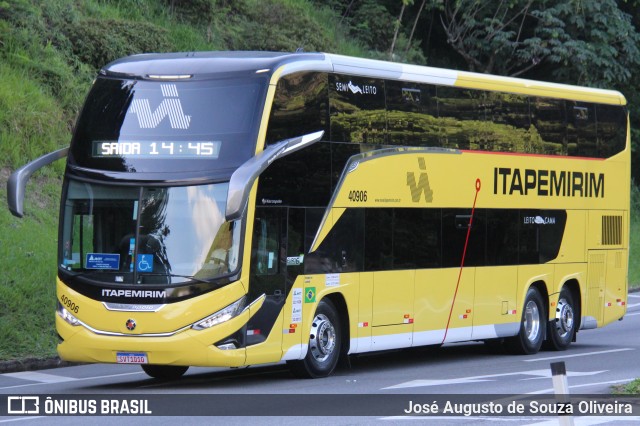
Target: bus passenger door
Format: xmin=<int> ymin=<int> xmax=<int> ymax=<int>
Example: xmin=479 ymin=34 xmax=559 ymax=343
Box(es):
xmin=245 ymin=207 xmax=287 ymax=363
xmin=371 ymin=270 xmax=415 ymax=350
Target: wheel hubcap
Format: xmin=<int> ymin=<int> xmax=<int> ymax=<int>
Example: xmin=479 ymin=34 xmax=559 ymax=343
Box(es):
xmin=309 ymin=313 xmax=336 ymax=362
xmin=524 ymin=300 xmax=540 ymax=342
xmin=555 ymin=298 xmax=574 ymax=337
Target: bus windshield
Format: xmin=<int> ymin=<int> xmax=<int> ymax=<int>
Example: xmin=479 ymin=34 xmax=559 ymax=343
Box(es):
xmin=59 ymin=179 xmax=241 ymax=285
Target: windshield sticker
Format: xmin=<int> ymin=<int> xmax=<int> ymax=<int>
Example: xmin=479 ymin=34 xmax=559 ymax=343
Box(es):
xmin=326 ymin=274 xmax=340 ymax=287
xmin=86 ymin=253 xmax=120 ymax=270
xmin=287 ymin=254 xmax=304 ymax=266
xmin=291 ymin=288 xmax=303 ymax=323
xmin=335 ymin=80 xmax=378 ymax=95
xmin=136 ymin=254 xmax=154 ymax=273
xmin=304 ymin=287 xmax=316 ymax=303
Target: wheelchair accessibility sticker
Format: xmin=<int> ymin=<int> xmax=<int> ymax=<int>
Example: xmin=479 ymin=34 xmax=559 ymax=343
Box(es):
xmin=136 ymin=254 xmax=154 ymax=272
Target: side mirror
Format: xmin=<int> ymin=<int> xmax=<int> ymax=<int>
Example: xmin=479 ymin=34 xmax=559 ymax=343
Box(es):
xmin=225 ymin=130 xmax=324 ymax=221
xmin=7 ymin=148 xmax=69 ymax=218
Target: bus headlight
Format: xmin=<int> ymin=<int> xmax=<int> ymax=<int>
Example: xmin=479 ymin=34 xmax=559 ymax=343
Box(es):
xmin=192 ymin=297 xmax=246 ymax=330
xmin=57 ymin=301 xmax=81 ymax=326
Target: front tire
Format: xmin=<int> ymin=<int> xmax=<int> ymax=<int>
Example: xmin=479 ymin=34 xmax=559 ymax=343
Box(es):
xmin=543 ymin=288 xmax=576 ymax=351
xmin=141 ymin=364 xmax=188 ymax=380
xmin=506 ymin=287 xmax=545 ymax=355
xmin=288 ymin=299 xmax=342 ymax=378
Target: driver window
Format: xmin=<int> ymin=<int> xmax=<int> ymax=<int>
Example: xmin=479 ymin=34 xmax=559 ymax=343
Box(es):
xmin=252 ymin=211 xmax=281 ymax=276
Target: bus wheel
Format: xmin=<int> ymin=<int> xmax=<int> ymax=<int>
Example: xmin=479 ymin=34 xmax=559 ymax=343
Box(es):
xmin=506 ymin=287 xmax=545 ymax=355
xmin=543 ymin=288 xmax=575 ymax=351
xmin=141 ymin=364 xmax=188 ymax=380
xmin=288 ymin=299 xmax=342 ymax=379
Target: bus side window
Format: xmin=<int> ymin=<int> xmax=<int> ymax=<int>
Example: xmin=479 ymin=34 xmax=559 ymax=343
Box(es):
xmin=596 ymin=104 xmax=627 ymax=158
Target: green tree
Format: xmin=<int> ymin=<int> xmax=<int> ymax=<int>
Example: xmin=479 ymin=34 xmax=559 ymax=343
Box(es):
xmin=437 ymin=0 xmax=640 ymax=87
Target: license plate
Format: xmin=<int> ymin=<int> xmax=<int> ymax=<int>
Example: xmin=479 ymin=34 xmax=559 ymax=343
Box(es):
xmin=116 ymin=352 xmax=148 ymax=364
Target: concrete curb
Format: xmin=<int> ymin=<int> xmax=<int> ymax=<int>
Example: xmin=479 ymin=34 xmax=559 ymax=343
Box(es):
xmin=0 ymin=357 xmax=81 ymax=374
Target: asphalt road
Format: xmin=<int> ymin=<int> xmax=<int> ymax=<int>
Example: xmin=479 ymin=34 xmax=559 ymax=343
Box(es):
xmin=1 ymin=293 xmax=639 ymax=425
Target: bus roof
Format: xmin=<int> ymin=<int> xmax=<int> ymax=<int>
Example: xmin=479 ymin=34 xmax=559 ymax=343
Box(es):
xmin=103 ymin=51 xmax=626 ymax=106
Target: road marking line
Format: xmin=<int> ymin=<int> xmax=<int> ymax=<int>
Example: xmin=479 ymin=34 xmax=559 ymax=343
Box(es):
xmin=523 ymin=348 xmax=633 ymax=362
xmin=627 ymin=302 xmax=640 ymax=308
xmin=628 ymin=294 xmax=640 ymax=298
xmin=0 ymin=371 xmax=143 ymax=390
xmin=3 ymin=371 xmax=75 ymax=383
xmin=0 ymin=417 xmax=47 ymax=424
xmin=383 ymin=369 xmax=605 ymax=390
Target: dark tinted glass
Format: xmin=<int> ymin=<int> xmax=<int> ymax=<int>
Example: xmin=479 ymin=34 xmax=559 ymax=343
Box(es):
xmin=394 ymin=208 xmax=441 ymax=269
xmin=386 ymin=81 xmax=440 ymax=147
xmin=486 ymin=209 xmax=519 ymax=265
xmin=442 ymin=208 xmax=485 ymax=267
xmin=329 ymin=74 xmax=386 ymax=144
xmin=531 ymin=97 xmax=567 ymax=155
xmin=483 ymin=93 xmax=531 ymax=153
xmin=519 ymin=210 xmax=567 ymax=264
xmin=266 ymin=72 xmax=329 ymax=145
xmin=596 ymin=104 xmax=627 ymax=158
xmin=286 ymin=208 xmax=306 ymax=287
xmin=566 ymin=102 xmax=597 ymax=157
xmin=331 ymin=143 xmax=362 ymax=191
xmin=256 ymin=142 xmax=332 ymax=207
xmin=306 ymin=208 xmax=364 ymax=273
xmin=364 ymin=208 xmax=394 ymax=271
xmin=434 ymin=87 xmax=486 ymax=150
xmin=69 ymin=76 xmax=267 ymax=174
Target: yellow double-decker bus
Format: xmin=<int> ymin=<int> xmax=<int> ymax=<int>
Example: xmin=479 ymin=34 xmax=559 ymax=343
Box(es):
xmin=8 ymin=52 xmax=629 ymax=379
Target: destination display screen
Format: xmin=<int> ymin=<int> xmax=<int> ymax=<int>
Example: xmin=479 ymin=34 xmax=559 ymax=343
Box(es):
xmin=92 ymin=140 xmax=221 ymax=159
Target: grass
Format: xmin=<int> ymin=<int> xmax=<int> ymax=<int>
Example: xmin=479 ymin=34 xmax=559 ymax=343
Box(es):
xmin=612 ymin=378 xmax=640 ymax=394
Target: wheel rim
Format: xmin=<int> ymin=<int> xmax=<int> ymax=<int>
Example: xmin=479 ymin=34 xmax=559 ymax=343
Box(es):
xmin=524 ymin=300 xmax=541 ymax=343
xmin=309 ymin=313 xmax=336 ymax=363
xmin=554 ymin=297 xmax=574 ymax=338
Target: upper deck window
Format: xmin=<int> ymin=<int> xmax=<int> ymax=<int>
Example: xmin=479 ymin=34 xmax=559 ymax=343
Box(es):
xmin=69 ymin=75 xmax=268 ymax=175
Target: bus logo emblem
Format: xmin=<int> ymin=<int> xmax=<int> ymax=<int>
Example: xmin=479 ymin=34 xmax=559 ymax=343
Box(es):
xmin=125 ymin=319 xmax=136 ymax=331
xmin=406 ymin=157 xmax=434 ymax=203
xmin=129 ymin=84 xmax=191 ymax=129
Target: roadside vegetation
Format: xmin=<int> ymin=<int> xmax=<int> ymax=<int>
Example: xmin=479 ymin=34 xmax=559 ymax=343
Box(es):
xmin=0 ymin=0 xmax=639 ymax=365
xmin=613 ymin=378 xmax=640 ymax=395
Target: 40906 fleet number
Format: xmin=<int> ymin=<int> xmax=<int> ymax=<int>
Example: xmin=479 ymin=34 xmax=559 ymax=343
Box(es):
xmin=60 ymin=294 xmax=79 ymax=314
xmin=348 ymin=190 xmax=368 ymax=202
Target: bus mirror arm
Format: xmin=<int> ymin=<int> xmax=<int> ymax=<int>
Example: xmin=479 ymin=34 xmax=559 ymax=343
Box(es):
xmin=225 ymin=130 xmax=324 ymax=221
xmin=7 ymin=147 xmax=69 ymax=218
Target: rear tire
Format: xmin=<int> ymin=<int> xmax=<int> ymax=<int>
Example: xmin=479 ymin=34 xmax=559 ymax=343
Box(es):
xmin=288 ymin=299 xmax=342 ymax=378
xmin=543 ymin=288 xmax=576 ymax=351
xmin=141 ymin=364 xmax=188 ymax=380
xmin=506 ymin=287 xmax=545 ymax=355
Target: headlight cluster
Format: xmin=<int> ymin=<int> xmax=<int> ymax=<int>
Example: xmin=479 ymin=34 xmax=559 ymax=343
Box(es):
xmin=192 ymin=297 xmax=246 ymax=330
xmin=57 ymin=301 xmax=81 ymax=326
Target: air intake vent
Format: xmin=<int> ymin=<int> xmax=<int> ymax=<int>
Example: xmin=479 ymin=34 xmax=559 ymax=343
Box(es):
xmin=602 ymin=215 xmax=622 ymax=245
